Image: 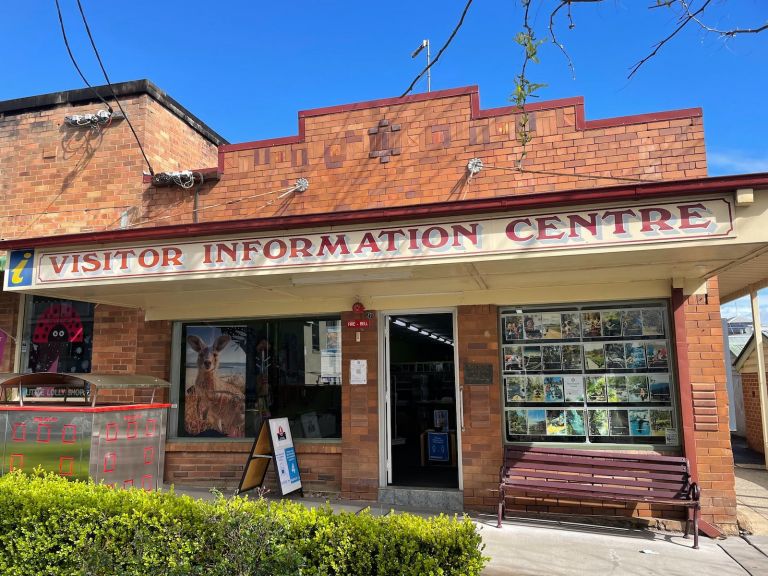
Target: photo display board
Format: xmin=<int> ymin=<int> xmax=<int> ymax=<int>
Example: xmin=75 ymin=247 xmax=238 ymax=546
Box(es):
xmin=500 ymin=301 xmax=679 ymax=446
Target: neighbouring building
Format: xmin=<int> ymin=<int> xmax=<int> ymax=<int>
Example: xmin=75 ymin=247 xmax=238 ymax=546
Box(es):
xmin=734 ymin=330 xmax=768 ymax=454
xmin=2 ymin=80 xmax=768 ymax=536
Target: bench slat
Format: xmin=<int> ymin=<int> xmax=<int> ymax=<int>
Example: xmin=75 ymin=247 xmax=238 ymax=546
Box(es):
xmin=505 ymin=446 xmax=687 ymax=464
xmin=505 ymin=461 xmax=688 ymax=483
xmin=505 ymin=451 xmax=688 ymax=473
xmin=502 ymin=482 xmax=697 ymax=506
xmin=504 ymin=478 xmax=686 ymax=499
xmin=504 ymin=468 xmax=688 ymax=490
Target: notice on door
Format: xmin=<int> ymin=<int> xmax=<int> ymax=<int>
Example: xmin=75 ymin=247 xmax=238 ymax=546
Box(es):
xmin=268 ymin=418 xmax=302 ymax=496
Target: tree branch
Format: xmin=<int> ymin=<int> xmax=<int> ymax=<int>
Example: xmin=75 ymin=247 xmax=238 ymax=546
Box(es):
xmin=680 ymin=0 xmax=768 ymax=37
xmin=629 ymin=0 xmax=712 ymax=79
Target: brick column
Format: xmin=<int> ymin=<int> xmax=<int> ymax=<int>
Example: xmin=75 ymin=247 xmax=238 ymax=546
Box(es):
xmin=340 ymin=311 xmax=378 ymax=500
xmin=457 ymin=305 xmax=503 ymax=511
xmin=0 ymin=291 xmax=20 ymax=372
xmin=673 ymin=278 xmax=738 ymax=534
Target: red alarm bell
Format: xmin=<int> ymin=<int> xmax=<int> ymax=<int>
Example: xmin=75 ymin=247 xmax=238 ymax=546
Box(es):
xmin=352 ymin=301 xmax=366 ymax=314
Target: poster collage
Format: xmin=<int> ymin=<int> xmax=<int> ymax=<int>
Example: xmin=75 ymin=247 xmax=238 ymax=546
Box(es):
xmin=501 ymin=305 xmax=677 ymax=445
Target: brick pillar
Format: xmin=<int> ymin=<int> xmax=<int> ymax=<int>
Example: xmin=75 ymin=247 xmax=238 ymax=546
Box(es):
xmin=673 ymin=278 xmax=738 ymax=534
xmin=0 ymin=291 xmax=20 ymax=372
xmin=457 ymin=305 xmax=503 ymax=511
xmin=340 ymin=311 xmax=378 ymax=500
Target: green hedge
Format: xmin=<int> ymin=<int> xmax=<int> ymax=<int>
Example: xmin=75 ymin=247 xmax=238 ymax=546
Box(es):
xmin=0 ymin=472 xmax=486 ymax=576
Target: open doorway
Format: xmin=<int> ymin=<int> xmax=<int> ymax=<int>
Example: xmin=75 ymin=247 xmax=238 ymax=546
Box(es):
xmin=386 ymin=312 xmax=458 ymax=488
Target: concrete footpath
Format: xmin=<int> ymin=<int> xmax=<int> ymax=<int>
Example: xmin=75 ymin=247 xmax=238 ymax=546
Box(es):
xmin=170 ymin=484 xmax=768 ymax=575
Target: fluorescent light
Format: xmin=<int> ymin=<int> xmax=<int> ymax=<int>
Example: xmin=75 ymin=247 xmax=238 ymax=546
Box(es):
xmin=419 ymin=330 xmax=429 ymax=336
xmin=429 ymin=334 xmax=438 ymax=339
xmin=393 ymin=319 xmax=406 ymax=327
xmin=408 ymin=325 xmax=419 ymax=332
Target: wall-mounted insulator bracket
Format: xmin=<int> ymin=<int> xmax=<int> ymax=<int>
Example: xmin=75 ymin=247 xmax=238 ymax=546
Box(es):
xmin=64 ymin=109 xmax=114 ymax=129
xmin=295 ymin=178 xmax=309 ymax=193
xmin=467 ymin=158 xmax=484 ymax=176
xmin=152 ymin=170 xmax=202 ymax=189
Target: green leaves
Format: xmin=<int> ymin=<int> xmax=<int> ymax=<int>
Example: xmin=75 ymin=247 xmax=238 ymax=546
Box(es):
xmin=0 ymin=472 xmax=486 ymax=576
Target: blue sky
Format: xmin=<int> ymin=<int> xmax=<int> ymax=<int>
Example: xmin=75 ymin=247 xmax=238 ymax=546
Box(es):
xmin=2 ymin=1 xmax=766 ymax=321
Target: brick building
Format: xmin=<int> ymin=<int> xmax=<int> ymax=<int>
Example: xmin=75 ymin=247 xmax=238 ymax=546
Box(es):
xmin=2 ymin=80 xmax=768 ymax=537
xmin=734 ymin=330 xmax=768 ymax=454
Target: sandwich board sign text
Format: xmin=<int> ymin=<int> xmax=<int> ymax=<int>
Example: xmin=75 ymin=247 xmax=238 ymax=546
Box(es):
xmin=269 ymin=417 xmax=302 ymax=496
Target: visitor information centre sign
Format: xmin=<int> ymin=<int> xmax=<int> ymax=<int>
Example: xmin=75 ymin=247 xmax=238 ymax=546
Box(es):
xmin=6 ymin=198 xmax=733 ymax=289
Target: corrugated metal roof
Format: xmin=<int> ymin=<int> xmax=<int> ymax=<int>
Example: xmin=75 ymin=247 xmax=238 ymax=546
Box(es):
xmin=729 ymin=334 xmax=753 ymax=358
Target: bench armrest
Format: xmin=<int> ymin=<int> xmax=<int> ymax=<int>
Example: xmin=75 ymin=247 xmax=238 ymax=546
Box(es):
xmin=687 ymin=482 xmax=701 ymax=502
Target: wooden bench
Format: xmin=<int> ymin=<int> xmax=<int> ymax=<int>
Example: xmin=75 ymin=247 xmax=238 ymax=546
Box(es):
xmin=498 ymin=446 xmax=701 ymax=549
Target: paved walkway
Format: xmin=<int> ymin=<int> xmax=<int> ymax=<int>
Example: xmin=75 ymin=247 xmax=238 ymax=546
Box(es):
xmin=169 ymin=484 xmax=768 ymax=575
xmin=732 ymin=434 xmax=768 ymax=535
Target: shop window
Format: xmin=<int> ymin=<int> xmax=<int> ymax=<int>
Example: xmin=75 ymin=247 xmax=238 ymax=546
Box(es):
xmin=176 ymin=317 xmax=341 ymax=440
xmin=500 ymin=301 xmax=679 ymax=447
xmin=19 ymin=296 xmax=95 ymax=380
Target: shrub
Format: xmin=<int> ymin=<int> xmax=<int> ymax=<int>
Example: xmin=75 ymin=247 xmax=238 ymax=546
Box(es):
xmin=0 ymin=472 xmax=486 ymax=576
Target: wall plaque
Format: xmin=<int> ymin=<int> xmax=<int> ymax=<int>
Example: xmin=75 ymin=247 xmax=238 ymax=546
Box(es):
xmin=464 ymin=362 xmax=493 ymax=386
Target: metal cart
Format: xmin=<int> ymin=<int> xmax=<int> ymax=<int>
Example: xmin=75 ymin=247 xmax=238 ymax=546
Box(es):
xmin=0 ymin=372 xmax=170 ymax=490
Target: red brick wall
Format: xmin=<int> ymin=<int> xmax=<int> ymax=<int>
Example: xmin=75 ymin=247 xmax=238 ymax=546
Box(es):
xmin=340 ymin=311 xmax=379 ymax=500
xmin=164 ymin=441 xmax=341 ymax=493
xmin=457 ymin=305 xmax=503 ymax=510
xmin=192 ymin=91 xmax=705 ymax=226
xmin=674 ymin=278 xmax=738 ymax=534
xmin=742 ymin=372 xmax=766 ymax=454
xmin=0 ymin=93 xmax=219 ymax=241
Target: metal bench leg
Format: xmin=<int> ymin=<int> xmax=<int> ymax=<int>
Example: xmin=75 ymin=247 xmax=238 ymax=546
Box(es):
xmin=693 ymin=506 xmax=700 ymax=550
xmin=684 ymin=507 xmax=691 ymax=539
xmin=497 ymin=486 xmax=504 ymax=528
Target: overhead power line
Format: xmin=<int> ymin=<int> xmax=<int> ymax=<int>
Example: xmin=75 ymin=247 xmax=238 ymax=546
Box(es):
xmin=54 ymin=0 xmax=112 ymax=113
xmin=401 ymin=0 xmax=474 ymax=97
xmin=75 ymin=0 xmax=155 ymax=176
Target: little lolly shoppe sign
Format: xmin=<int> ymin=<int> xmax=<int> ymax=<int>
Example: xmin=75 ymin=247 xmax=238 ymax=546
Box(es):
xmin=6 ymin=198 xmax=733 ymax=289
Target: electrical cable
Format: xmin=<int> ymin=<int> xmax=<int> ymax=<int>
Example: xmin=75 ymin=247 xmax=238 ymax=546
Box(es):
xmin=54 ymin=0 xmax=113 ymax=113
xmin=483 ymin=163 xmax=656 ymax=184
xmin=401 ymin=0 xmax=474 ymax=97
xmin=0 ymin=204 xmax=133 ymax=222
xmin=114 ymin=185 xmax=297 ymax=231
xmin=75 ymin=0 xmax=155 ymax=176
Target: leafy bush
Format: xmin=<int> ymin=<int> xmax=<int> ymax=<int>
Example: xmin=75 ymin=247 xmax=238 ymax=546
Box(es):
xmin=0 ymin=472 xmax=486 ymax=576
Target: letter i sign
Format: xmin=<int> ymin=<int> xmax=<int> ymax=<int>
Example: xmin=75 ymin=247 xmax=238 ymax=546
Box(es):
xmin=8 ymin=250 xmax=34 ymax=287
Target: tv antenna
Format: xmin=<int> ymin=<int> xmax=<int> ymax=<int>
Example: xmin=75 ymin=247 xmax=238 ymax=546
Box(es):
xmin=411 ymin=39 xmax=431 ymax=92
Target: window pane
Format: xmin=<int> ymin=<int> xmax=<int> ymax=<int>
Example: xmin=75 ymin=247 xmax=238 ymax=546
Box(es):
xmin=178 ymin=317 xmax=341 ymax=439
xmin=500 ymin=301 xmax=679 ymax=447
xmin=21 ymin=296 xmax=94 ymax=374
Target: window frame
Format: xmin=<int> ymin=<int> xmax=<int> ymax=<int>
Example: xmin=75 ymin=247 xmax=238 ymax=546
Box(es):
xmin=169 ymin=314 xmax=342 ymax=443
xmin=498 ymin=299 xmax=681 ymax=451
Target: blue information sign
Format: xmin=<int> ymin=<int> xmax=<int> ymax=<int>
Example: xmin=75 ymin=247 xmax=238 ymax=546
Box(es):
xmin=427 ymin=432 xmax=449 ymax=462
